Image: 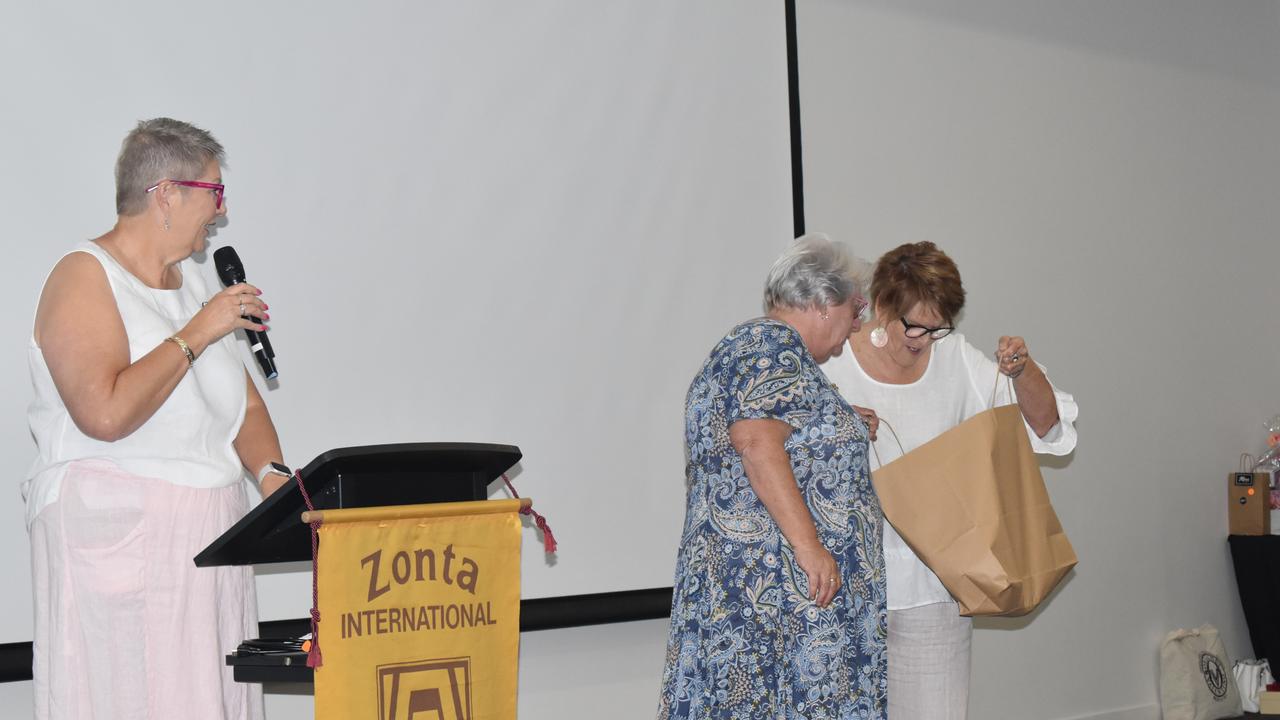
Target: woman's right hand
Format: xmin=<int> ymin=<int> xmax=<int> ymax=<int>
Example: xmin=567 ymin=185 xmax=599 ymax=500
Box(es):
xmin=793 ymin=541 xmax=841 ymax=607
xmin=179 ymin=282 xmax=268 ymax=356
xmin=732 ymin=418 xmax=845 ymax=609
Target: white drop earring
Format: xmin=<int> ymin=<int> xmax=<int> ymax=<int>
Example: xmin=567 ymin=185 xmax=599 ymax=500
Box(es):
xmin=869 ymin=325 xmax=888 ymax=348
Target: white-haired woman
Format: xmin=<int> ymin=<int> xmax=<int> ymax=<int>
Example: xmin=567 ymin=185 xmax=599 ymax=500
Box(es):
xmin=24 ymin=118 xmax=286 ymax=719
xmin=658 ymin=234 xmax=887 ymax=719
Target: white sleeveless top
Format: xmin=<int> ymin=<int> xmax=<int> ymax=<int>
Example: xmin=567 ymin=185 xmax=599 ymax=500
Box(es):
xmin=23 ymin=241 xmax=248 ymax=527
xmin=820 ymin=332 xmax=1078 ymax=610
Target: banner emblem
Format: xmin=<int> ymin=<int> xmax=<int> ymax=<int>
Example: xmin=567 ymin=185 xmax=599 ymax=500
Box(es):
xmin=379 ymin=656 xmax=472 ymax=720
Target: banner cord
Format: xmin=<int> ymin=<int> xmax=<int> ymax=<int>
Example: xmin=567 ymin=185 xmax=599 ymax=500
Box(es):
xmin=295 ymin=471 xmax=324 ymax=668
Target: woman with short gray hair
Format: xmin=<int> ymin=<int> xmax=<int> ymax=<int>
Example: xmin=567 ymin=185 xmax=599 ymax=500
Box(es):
xmin=763 ymin=233 xmax=862 ymax=313
xmin=658 ymin=233 xmax=887 ymax=718
xmin=25 ymin=118 xmax=285 ymax=719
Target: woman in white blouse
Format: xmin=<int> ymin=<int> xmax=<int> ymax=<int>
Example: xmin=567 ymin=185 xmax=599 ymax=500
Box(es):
xmin=25 ymin=118 xmax=287 ymax=720
xmin=820 ymin=241 xmax=1078 ymax=719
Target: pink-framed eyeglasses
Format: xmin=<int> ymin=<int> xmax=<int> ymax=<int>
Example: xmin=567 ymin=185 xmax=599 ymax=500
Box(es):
xmin=145 ymin=179 xmax=225 ymax=209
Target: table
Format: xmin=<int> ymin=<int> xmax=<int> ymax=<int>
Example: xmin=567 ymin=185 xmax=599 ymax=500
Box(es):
xmin=1228 ymin=535 xmax=1280 ymax=672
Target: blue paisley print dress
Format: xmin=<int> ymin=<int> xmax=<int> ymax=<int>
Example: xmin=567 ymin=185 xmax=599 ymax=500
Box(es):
xmin=658 ymin=319 xmax=886 ymax=719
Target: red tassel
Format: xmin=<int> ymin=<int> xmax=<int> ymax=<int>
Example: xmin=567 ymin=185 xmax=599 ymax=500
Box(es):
xmin=306 ymin=607 xmax=323 ymax=669
xmin=502 ymin=474 xmax=558 ymax=554
xmin=528 ymin=509 xmax=558 ymax=553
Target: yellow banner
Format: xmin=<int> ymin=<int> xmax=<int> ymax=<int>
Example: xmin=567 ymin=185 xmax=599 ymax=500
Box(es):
xmin=314 ymin=501 xmax=522 ymax=720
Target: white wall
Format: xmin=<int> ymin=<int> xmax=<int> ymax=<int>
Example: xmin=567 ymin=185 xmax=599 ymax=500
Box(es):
xmin=4 ymin=2 xmax=1278 ymax=719
xmin=797 ymin=1 xmax=1280 ymax=718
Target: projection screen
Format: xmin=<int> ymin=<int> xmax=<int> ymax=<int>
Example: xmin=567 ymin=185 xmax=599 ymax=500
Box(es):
xmin=0 ymin=0 xmax=794 ymax=644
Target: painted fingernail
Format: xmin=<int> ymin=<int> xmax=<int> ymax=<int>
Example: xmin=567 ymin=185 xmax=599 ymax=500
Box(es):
xmin=263 ymin=303 xmax=269 ymax=310
xmin=260 ymin=325 xmax=269 ymax=331
xmin=262 ymin=313 xmax=270 ymax=320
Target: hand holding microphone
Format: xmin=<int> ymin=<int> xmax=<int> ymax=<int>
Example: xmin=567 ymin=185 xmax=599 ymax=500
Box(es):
xmin=210 ymin=246 xmax=278 ymax=379
xmin=174 ymin=281 xmax=267 ymax=362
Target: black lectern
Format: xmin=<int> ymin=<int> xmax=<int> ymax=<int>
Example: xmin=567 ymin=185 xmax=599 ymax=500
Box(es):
xmin=194 ymin=442 xmax=522 ymax=683
xmin=196 ymin=442 xmax=522 ymax=567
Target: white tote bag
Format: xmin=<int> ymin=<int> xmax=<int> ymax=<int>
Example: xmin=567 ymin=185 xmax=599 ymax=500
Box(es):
xmin=1159 ymin=625 xmax=1242 ymax=720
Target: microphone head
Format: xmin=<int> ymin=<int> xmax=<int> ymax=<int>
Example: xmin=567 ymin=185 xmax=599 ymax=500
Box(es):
xmin=213 ymin=246 xmax=246 ymax=286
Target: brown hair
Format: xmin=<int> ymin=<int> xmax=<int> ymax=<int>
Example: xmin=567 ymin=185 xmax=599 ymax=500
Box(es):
xmin=869 ymin=241 xmax=965 ymax=324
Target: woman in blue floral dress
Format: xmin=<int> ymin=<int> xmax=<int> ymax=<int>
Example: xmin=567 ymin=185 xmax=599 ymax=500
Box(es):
xmin=658 ymin=234 xmax=887 ymax=720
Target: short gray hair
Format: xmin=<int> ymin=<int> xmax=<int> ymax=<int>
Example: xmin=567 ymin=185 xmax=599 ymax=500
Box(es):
xmin=115 ymin=118 xmax=225 ymax=215
xmin=763 ymin=233 xmax=863 ymax=312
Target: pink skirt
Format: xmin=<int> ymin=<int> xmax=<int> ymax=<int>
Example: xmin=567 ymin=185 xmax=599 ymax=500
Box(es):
xmin=29 ymin=459 xmax=265 ymax=720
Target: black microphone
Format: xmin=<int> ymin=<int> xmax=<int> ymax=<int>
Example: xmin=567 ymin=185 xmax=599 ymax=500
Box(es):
xmin=213 ymin=246 xmax=278 ymax=380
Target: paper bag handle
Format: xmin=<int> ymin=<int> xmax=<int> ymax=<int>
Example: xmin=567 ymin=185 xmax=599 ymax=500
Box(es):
xmin=870 ymin=364 xmax=1009 ymax=469
xmin=1241 ymin=453 xmax=1257 ymax=472
xmin=869 ymin=415 xmax=905 ymax=469
xmin=989 ymin=366 xmax=1015 ymax=409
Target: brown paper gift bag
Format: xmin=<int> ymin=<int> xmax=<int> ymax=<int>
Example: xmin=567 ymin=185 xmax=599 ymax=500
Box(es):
xmin=871 ymin=402 xmax=1077 ymax=617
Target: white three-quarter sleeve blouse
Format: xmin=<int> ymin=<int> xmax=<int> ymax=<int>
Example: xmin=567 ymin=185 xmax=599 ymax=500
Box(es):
xmin=820 ymin=332 xmax=1078 ymax=610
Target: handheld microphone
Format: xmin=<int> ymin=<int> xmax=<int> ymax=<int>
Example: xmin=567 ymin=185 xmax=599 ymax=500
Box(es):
xmin=213 ymin=246 xmax=278 ymax=380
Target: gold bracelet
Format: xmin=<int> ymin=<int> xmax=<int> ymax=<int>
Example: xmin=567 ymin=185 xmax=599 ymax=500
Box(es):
xmin=166 ymin=335 xmax=195 ymax=367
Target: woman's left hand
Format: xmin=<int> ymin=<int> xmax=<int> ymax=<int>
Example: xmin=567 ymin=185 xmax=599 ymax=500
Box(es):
xmin=996 ymin=336 xmax=1030 ymax=379
xmin=996 ymin=335 xmax=1061 ymax=437
xmin=851 ymin=405 xmax=879 ymax=441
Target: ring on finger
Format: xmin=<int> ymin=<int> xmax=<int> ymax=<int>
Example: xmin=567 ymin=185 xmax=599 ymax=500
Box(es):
xmin=239 ymin=303 xmax=246 ymax=317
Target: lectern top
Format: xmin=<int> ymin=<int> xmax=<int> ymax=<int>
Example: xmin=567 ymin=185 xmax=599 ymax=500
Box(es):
xmin=194 ymin=442 xmax=521 ymax=567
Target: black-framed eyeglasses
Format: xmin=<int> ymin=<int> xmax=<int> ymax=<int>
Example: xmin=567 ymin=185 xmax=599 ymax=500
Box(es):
xmin=900 ymin=317 xmax=953 ymax=340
